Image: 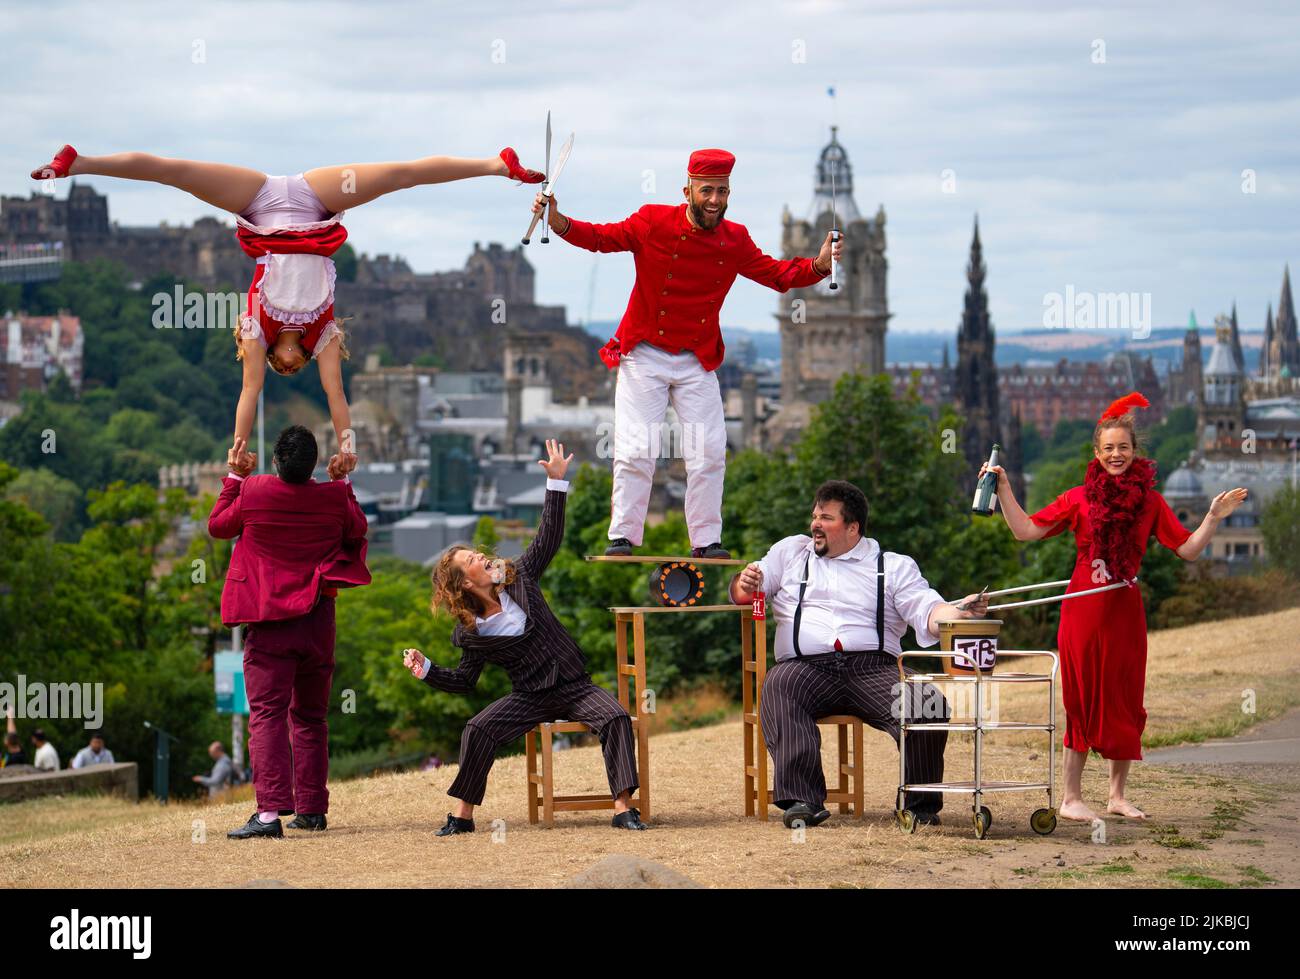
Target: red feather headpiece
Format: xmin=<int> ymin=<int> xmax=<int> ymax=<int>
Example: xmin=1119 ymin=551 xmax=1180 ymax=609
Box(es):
xmin=1099 ymin=391 xmax=1149 ymax=422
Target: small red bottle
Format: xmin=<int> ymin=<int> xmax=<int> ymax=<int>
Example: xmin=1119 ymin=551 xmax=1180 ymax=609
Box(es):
xmin=752 ymin=590 xmax=766 ymax=620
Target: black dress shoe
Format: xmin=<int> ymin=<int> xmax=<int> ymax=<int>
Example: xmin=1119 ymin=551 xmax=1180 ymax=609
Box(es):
xmin=914 ymin=812 xmax=942 ymax=826
xmin=605 ymin=538 xmax=634 ymax=556
xmin=691 ymin=543 xmax=731 ymax=559
xmin=287 ymin=813 xmax=327 ymax=831
xmin=435 ymin=812 xmax=475 ymax=836
xmin=227 ymin=812 xmax=283 ymax=839
xmin=612 ymin=807 xmax=648 ymax=830
xmin=782 ymin=801 xmax=831 ymax=829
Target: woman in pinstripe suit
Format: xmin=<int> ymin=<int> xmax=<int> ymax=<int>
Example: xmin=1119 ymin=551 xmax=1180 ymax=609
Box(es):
xmin=402 ymin=440 xmax=646 ymax=835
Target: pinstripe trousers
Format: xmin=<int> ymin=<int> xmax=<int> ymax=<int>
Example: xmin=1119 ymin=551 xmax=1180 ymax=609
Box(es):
xmin=760 ymin=651 xmax=949 ymax=815
xmin=447 ymin=677 xmax=639 ymax=806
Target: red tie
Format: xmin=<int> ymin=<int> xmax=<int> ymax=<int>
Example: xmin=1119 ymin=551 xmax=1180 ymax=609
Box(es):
xmin=834 ymin=638 xmax=843 ymax=652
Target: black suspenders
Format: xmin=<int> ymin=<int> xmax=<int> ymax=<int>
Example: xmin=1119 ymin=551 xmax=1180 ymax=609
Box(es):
xmin=791 ymin=547 xmax=887 ymax=658
xmin=874 ymin=550 xmax=885 ymax=651
xmin=791 ymin=552 xmax=812 ymax=659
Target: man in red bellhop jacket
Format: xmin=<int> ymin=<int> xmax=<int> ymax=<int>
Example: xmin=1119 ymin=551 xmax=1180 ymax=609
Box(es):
xmin=208 ymin=425 xmax=371 ymax=838
xmin=533 ymin=148 xmax=841 ymax=557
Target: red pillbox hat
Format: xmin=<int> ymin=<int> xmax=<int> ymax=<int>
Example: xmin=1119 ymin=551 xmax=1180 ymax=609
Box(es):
xmin=687 ymin=148 xmax=735 ymax=179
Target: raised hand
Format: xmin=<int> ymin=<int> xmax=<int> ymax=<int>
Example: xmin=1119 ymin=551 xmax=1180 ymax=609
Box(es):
xmin=537 ymin=438 xmax=574 ymax=480
xmin=532 ymin=189 xmax=557 ymax=217
xmin=402 ymin=648 xmax=426 ymax=679
xmin=327 ymin=451 xmax=357 ymax=481
xmin=816 ymin=230 xmax=844 ymax=274
xmin=227 ymin=436 xmax=255 ymax=478
xmin=978 ymin=462 xmax=1010 ymax=491
xmin=1209 ymin=487 xmax=1248 ymax=519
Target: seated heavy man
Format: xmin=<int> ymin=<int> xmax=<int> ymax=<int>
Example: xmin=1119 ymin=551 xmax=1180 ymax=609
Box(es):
xmin=730 ymin=480 xmax=988 ymax=828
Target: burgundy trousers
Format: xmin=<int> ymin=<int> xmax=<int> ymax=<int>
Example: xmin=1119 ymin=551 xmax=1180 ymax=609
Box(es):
xmin=243 ymin=596 xmax=335 ymax=814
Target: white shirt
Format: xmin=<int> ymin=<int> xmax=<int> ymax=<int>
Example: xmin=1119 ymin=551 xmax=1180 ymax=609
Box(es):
xmin=473 ymin=590 xmax=527 ymax=637
xmin=757 ymin=535 xmax=947 ymax=660
xmin=417 ymin=478 xmax=567 ymax=680
xmin=71 ymin=746 xmax=115 ymax=768
xmin=33 ymin=742 xmax=60 ymax=771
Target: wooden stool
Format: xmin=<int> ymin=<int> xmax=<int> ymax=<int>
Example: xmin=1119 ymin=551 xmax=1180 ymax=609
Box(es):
xmin=742 ymin=608 xmax=867 ymax=819
xmin=525 ymin=715 xmax=643 ymax=826
xmin=524 ymin=609 xmax=652 ymax=826
xmin=818 ymin=714 xmax=865 ymax=818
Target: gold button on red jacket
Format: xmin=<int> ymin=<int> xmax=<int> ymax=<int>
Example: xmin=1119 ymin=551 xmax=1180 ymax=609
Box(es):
xmin=559 ymin=203 xmax=826 ymax=371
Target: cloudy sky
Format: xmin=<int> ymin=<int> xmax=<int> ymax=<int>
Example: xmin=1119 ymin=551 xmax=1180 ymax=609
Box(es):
xmin=3 ymin=0 xmax=1296 ymax=345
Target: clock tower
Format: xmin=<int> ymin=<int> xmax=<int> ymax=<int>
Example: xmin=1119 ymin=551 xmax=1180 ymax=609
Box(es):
xmin=767 ymin=127 xmax=889 ymax=445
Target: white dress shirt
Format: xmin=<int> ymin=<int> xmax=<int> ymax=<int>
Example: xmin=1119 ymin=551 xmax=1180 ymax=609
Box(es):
xmin=757 ymin=535 xmax=947 ymax=660
xmin=33 ymin=742 xmax=60 ymax=771
xmin=417 ymin=478 xmax=568 ymax=679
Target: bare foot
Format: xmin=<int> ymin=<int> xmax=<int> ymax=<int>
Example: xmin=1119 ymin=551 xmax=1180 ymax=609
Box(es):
xmin=1107 ymin=798 xmax=1146 ymax=820
xmin=1059 ymin=798 xmax=1100 ymax=822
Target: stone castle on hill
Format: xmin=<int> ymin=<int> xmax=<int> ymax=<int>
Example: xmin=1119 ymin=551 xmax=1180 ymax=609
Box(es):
xmin=0 ymin=182 xmax=607 ymax=403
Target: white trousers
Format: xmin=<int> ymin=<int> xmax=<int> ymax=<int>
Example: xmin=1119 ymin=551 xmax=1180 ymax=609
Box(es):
xmin=609 ymin=343 xmax=727 ymax=547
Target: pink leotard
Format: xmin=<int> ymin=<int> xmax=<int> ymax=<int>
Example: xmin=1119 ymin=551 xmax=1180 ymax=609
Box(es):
xmin=239 ymin=173 xmax=333 ymax=226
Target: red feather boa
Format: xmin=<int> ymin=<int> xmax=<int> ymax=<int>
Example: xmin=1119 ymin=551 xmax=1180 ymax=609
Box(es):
xmin=1083 ymin=456 xmax=1155 ymax=581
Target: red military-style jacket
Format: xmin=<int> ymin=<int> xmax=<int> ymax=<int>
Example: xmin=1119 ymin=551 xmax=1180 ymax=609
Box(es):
xmin=558 ymin=203 xmax=827 ymax=372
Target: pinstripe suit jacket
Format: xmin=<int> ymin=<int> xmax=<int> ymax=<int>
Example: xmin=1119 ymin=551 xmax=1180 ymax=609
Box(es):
xmin=421 ymin=489 xmax=589 ymax=695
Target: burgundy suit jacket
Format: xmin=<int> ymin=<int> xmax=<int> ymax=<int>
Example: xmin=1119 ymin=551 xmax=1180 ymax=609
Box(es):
xmin=208 ymin=474 xmax=371 ymax=627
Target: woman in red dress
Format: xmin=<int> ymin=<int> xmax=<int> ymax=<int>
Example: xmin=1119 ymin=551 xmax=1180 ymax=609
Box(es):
xmin=981 ymin=393 xmax=1247 ymax=821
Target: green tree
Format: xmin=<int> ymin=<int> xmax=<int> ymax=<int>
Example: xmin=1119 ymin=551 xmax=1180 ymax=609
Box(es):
xmin=339 ymin=556 xmax=512 ymax=755
xmin=1144 ymin=405 xmax=1197 ymax=488
xmin=472 ymin=515 xmax=500 ymax=553
xmin=333 ymin=242 xmax=358 ymax=282
xmin=1260 ymin=485 xmax=1300 ymax=578
xmin=3 ymin=467 xmax=84 ymax=541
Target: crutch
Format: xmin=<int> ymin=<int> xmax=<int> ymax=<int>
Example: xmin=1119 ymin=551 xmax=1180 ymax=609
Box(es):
xmin=540 ymin=111 xmax=552 ymax=243
xmin=983 ymin=578 xmax=1137 ymax=612
xmin=828 ymin=159 xmax=840 ymax=290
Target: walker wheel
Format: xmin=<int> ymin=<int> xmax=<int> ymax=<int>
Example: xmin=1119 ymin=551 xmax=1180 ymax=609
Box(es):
xmin=1030 ymin=807 xmax=1058 ymax=836
xmin=972 ymin=806 xmax=992 ymax=839
xmin=896 ymin=809 xmax=917 ymax=835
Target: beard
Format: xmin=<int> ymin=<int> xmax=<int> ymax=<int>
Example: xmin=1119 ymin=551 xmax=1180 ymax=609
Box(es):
xmin=812 ymin=534 xmax=828 ymax=556
xmin=689 ymin=198 xmax=727 ymax=229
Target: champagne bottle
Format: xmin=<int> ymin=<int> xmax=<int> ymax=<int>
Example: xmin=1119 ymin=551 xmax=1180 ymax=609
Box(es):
xmin=971 ymin=443 xmax=1001 ymax=516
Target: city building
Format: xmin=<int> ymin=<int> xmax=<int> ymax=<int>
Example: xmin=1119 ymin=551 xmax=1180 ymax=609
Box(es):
xmin=765 ymin=127 xmax=889 ymax=446
xmin=0 ymin=309 xmax=84 ymax=405
xmin=1164 ymin=314 xmax=1300 ymax=568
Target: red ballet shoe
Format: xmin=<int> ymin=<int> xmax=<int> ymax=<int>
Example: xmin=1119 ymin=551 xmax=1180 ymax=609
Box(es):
xmin=499 ymin=147 xmax=544 ymax=184
xmin=31 ymin=144 xmax=78 ymax=180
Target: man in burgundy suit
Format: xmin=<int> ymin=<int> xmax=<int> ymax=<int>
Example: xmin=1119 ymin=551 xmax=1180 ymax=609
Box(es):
xmin=209 ymin=425 xmax=370 ymax=839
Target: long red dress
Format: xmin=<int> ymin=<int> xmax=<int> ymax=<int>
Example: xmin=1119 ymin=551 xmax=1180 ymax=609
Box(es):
xmin=1029 ymin=482 xmax=1191 ymax=759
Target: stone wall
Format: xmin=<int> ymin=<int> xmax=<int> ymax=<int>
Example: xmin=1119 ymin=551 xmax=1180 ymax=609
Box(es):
xmin=0 ymin=762 xmax=139 ymax=804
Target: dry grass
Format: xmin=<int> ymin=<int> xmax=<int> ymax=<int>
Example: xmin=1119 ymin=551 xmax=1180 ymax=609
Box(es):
xmin=1 ymin=608 xmax=1297 ymax=889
